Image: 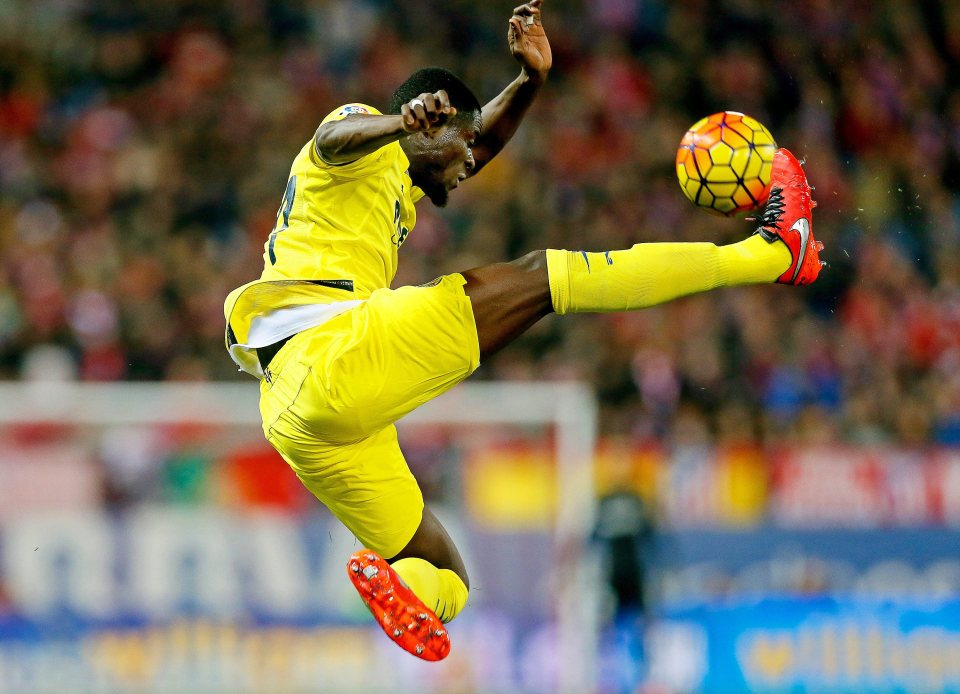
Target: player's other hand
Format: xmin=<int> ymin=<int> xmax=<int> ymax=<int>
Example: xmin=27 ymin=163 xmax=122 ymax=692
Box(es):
xmin=401 ymin=90 xmax=457 ymax=133
xmin=508 ymin=0 xmax=552 ymax=79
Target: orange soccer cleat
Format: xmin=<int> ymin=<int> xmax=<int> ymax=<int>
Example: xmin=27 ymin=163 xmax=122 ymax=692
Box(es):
xmin=755 ymin=147 xmax=825 ymax=286
xmin=347 ymin=549 xmax=451 ymax=661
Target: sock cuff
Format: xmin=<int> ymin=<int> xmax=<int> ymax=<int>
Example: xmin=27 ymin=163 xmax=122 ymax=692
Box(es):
xmin=436 ymin=568 xmax=469 ymax=623
xmin=545 ymin=248 xmax=571 ymax=315
xmin=391 ymin=557 xmax=470 ymax=624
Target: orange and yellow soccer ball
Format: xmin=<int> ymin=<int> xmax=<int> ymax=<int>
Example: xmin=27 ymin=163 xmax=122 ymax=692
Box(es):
xmin=676 ymin=111 xmax=777 ymax=216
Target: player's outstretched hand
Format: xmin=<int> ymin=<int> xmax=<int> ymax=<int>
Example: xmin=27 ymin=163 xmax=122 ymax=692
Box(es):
xmin=401 ymin=90 xmax=457 ymax=133
xmin=508 ymin=0 xmax=552 ymax=78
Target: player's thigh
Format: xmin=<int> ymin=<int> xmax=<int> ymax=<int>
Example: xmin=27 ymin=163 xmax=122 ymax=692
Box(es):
xmin=267 ymin=421 xmax=425 ymax=560
xmin=460 ymin=250 xmax=552 ymax=360
xmin=317 ymin=273 xmax=481 ymax=435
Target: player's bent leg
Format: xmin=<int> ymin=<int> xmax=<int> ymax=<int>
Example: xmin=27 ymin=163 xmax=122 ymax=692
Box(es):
xmin=263 ymin=381 xmax=467 ymax=660
xmin=389 ymin=506 xmax=469 ymax=619
xmin=347 ymin=550 xmax=453 ymax=661
xmin=345 ymin=508 xmax=468 ymax=662
xmin=346 ymin=507 xmax=468 ymax=661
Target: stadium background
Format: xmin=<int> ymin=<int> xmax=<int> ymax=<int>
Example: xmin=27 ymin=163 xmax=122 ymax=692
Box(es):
xmin=2 ymin=0 xmax=960 ymax=692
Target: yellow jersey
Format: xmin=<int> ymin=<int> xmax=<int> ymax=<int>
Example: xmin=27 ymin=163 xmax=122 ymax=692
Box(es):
xmin=224 ymin=103 xmax=425 ymax=376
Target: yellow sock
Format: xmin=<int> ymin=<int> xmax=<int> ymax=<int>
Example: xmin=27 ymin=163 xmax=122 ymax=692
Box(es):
xmin=391 ymin=557 xmax=469 ymax=623
xmin=546 ymin=234 xmax=792 ymax=314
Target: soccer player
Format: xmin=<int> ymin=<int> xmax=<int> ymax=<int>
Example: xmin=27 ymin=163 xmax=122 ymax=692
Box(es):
xmin=224 ymin=0 xmax=823 ymax=661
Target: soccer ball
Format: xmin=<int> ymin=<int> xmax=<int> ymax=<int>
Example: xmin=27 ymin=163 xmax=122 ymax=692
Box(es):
xmin=675 ymin=111 xmax=777 ymax=216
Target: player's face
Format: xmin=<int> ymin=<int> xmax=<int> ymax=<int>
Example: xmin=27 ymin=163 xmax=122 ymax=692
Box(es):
xmin=408 ymin=119 xmax=480 ymax=207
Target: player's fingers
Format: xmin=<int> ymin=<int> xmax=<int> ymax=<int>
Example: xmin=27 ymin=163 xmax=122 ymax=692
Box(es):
xmin=508 ymin=16 xmax=522 ymax=39
xmin=415 ymin=91 xmax=444 ymax=126
xmin=416 ymin=106 xmax=432 ymax=130
xmin=422 ymin=91 xmax=440 ymax=121
xmin=428 ymin=95 xmax=450 ymax=126
xmin=409 ymin=98 xmax=430 ymax=130
xmin=512 ymin=2 xmax=542 ymax=18
xmin=400 ymin=104 xmax=417 ymax=132
xmin=511 ymin=9 xmax=540 ymax=29
xmin=435 ymin=89 xmax=454 ymax=115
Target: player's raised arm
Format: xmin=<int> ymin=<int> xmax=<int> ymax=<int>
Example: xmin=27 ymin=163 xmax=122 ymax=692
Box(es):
xmin=314 ymin=92 xmax=457 ymax=164
xmin=470 ymin=0 xmax=552 ymax=175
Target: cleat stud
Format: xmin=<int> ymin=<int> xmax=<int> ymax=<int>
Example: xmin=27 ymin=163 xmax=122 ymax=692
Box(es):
xmin=349 ymin=562 xmax=360 ymax=573
xmin=393 ymin=628 xmax=402 ymax=638
xmin=362 ymin=566 xmax=379 ymax=579
xmin=415 ymin=644 xmax=424 ymax=655
xmin=407 ymin=622 xmax=417 ymax=630
xmin=418 ymin=613 xmax=428 ymax=621
xmin=435 ymin=629 xmax=445 ymax=637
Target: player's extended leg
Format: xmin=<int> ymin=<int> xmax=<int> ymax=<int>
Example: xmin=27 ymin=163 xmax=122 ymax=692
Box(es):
xmin=462 ymin=148 xmax=822 ymax=356
xmin=347 ymin=506 xmax=468 ymax=660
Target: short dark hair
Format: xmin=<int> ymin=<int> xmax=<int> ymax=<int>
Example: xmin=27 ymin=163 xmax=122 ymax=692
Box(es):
xmin=388 ymin=67 xmax=481 ymax=125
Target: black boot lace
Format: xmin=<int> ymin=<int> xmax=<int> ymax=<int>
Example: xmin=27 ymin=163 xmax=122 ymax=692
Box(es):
xmin=755 ymin=186 xmax=785 ymax=242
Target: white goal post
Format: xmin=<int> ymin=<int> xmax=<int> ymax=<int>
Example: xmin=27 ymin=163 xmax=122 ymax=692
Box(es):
xmin=0 ymin=380 xmax=600 ymax=693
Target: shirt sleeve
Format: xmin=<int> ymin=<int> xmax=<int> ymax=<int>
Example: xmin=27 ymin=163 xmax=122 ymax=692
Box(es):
xmin=310 ymin=103 xmax=394 ymax=178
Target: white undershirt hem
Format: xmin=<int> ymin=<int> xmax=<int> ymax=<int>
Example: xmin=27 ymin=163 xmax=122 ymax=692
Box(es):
xmin=229 ymin=300 xmax=363 ymax=378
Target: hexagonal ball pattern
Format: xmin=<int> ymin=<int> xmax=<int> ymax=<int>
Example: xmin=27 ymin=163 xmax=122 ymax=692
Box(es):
xmin=675 ymin=111 xmax=777 ymax=216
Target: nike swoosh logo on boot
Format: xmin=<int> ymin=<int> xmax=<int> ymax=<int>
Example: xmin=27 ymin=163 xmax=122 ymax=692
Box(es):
xmin=790 ymin=217 xmax=810 ymax=283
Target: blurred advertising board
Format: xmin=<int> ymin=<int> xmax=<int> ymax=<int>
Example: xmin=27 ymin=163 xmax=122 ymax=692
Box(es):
xmin=0 ymin=507 xmax=562 ymax=693
xmin=0 ymin=615 xmax=552 ymax=694
xmin=768 ymin=447 xmax=960 ymax=527
xmin=646 ymin=599 xmax=960 ymax=694
xmin=594 ymin=442 xmax=960 ymax=528
xmin=651 ymin=528 xmax=960 ymax=609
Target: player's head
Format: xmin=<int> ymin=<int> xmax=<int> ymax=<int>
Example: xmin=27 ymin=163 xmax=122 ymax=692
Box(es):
xmin=389 ymin=67 xmax=482 ymax=207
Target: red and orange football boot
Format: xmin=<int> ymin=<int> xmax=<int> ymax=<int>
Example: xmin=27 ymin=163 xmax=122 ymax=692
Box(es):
xmin=347 ymin=550 xmax=451 ymax=661
xmin=755 ymin=148 xmax=825 ymax=285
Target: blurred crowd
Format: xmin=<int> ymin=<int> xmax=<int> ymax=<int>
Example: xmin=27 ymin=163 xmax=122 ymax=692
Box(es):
xmin=1 ymin=0 xmax=960 ymax=445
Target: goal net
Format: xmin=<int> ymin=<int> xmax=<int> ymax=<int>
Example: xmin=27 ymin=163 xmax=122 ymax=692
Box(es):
xmin=0 ymin=381 xmax=598 ymax=694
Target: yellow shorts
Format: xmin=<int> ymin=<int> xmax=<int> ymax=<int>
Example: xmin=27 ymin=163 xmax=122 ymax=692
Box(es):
xmin=259 ymin=274 xmax=480 ymax=558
